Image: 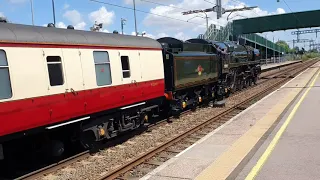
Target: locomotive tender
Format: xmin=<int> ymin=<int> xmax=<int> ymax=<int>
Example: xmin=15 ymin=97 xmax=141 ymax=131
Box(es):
xmin=0 ymin=22 xmax=260 ymax=160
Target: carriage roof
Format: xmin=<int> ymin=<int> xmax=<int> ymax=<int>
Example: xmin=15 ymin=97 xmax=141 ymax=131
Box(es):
xmin=0 ymin=22 xmax=161 ymax=49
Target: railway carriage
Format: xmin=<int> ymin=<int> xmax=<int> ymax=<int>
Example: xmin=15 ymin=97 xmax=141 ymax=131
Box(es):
xmin=0 ymin=21 xmax=262 ymax=162
xmin=0 ymin=22 xmax=165 ymax=159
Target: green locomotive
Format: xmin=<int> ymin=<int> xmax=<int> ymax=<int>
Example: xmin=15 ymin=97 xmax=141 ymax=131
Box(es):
xmin=157 ymin=37 xmax=261 ymax=116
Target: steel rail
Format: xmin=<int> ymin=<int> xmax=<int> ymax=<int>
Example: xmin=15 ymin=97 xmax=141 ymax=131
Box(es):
xmin=14 ymin=59 xmax=316 ymax=180
xmin=100 ymin=60 xmax=318 ymax=180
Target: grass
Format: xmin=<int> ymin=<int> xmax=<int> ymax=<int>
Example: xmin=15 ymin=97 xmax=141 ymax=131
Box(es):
xmin=301 ymin=53 xmax=320 ymax=61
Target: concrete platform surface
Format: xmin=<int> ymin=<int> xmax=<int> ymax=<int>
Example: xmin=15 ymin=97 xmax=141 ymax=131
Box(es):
xmin=236 ymin=63 xmax=320 ymax=180
xmin=261 ymin=60 xmax=302 ymax=71
xmin=140 ymin=60 xmax=320 ymax=180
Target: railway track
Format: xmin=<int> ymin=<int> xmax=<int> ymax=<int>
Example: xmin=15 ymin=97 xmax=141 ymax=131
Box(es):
xmin=99 ymin=60 xmax=317 ymax=180
xmin=12 ymin=60 xmax=317 ymax=180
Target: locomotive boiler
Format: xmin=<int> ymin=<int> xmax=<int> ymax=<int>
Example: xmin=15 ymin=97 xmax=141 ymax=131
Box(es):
xmin=186 ymin=39 xmax=261 ymax=92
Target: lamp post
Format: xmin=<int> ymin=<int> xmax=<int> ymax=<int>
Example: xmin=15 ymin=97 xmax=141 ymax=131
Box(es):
xmin=202 ymin=11 xmax=209 ymax=34
xmin=133 ymin=0 xmax=138 ymax=36
xmin=121 ymin=18 xmax=126 ymax=35
xmin=30 ymin=0 xmax=34 ymax=25
xmin=52 ymin=0 xmax=56 ymax=26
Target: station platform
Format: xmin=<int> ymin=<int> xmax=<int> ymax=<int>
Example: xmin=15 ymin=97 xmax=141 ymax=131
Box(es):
xmin=140 ymin=60 xmax=320 ymax=180
xmin=261 ymin=60 xmax=302 ymax=72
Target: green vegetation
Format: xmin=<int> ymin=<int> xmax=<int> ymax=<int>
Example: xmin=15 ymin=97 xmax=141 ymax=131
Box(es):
xmin=276 ymin=40 xmax=291 ymax=53
xmin=301 ymin=52 xmax=320 ymax=61
xmin=276 ymin=40 xmax=319 ymax=61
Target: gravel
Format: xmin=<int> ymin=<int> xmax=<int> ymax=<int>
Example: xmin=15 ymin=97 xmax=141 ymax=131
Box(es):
xmin=36 ymin=62 xmax=311 ymax=180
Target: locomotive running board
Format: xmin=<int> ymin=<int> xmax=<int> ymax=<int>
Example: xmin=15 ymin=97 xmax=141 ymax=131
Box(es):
xmin=45 ymin=116 xmax=91 ymax=130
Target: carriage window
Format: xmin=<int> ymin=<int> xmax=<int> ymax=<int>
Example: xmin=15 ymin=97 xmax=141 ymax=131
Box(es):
xmin=121 ymin=56 xmax=130 ymax=78
xmin=93 ymin=51 xmax=112 ymax=86
xmin=0 ymin=50 xmax=12 ymax=99
xmin=46 ymin=56 xmax=64 ymax=86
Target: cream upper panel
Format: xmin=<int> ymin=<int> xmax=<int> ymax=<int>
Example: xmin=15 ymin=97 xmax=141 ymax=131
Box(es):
xmin=80 ymin=49 xmax=123 ymax=90
xmin=0 ymin=47 xmax=48 ymax=102
xmin=139 ymin=50 xmax=164 ymax=81
xmin=0 ymin=47 xmax=165 ymax=103
xmin=62 ymin=49 xmax=85 ymax=92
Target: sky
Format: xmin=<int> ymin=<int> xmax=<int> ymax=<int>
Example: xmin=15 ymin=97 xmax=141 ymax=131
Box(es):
xmin=0 ymin=0 xmax=319 ymax=50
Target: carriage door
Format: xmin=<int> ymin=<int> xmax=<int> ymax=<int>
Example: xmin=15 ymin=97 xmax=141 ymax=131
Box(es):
xmin=119 ymin=50 xmax=139 ymax=103
xmin=43 ymin=48 xmax=70 ymax=121
xmin=61 ymin=49 xmax=85 ymax=118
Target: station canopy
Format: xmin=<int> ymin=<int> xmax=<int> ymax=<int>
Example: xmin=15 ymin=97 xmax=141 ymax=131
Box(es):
xmin=233 ymin=10 xmax=320 ymax=35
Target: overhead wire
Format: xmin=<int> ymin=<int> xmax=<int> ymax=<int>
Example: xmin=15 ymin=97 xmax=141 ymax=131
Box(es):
xmin=89 ymin=0 xmax=204 ymax=26
xmin=226 ymin=0 xmax=290 ymax=45
xmin=203 ymin=0 xmax=216 ymax=5
xmin=281 ymin=0 xmax=304 ymax=27
xmin=228 ymin=0 xmax=282 ymax=30
xmin=139 ymin=0 xmax=221 ymax=25
xmin=139 ymin=0 xmax=189 ymax=11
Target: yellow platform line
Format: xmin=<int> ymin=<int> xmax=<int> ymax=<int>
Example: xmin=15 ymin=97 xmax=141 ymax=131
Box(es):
xmin=245 ymin=69 xmax=320 ymax=180
xmin=195 ymin=67 xmax=319 ymax=180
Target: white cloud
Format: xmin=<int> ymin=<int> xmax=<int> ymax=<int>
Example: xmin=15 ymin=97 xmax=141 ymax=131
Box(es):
xmin=42 ymin=22 xmax=67 ymax=29
xmin=63 ymin=9 xmax=86 ymax=30
xmin=64 ymin=10 xmax=82 ymax=25
xmin=143 ymin=0 xmax=289 ymax=41
xmin=74 ymin=22 xmax=86 ymax=30
xmin=63 ymin=4 xmax=70 ymax=10
xmin=0 ymin=12 xmax=4 ymax=17
xmin=56 ymin=22 xmax=67 ymax=29
xmin=143 ymin=0 xmax=222 ymax=33
xmin=276 ymin=8 xmax=286 ymax=14
xmin=174 ymin=32 xmax=191 ymax=41
xmin=141 ymin=31 xmax=155 ymax=39
xmin=89 ymin=6 xmax=115 ymax=27
xmin=157 ymin=33 xmax=169 ymax=38
xmin=131 ymin=31 xmax=169 ymax=39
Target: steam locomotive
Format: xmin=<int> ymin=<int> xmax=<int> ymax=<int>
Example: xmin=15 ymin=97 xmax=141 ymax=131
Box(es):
xmin=0 ymin=22 xmax=260 ymax=160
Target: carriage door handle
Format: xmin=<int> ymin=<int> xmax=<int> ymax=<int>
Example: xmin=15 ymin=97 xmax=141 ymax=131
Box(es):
xmin=131 ymin=80 xmax=137 ymax=85
xmin=70 ymin=88 xmax=78 ymax=96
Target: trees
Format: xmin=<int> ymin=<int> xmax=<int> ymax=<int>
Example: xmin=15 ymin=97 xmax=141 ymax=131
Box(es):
xmin=276 ymin=40 xmax=291 ymax=53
